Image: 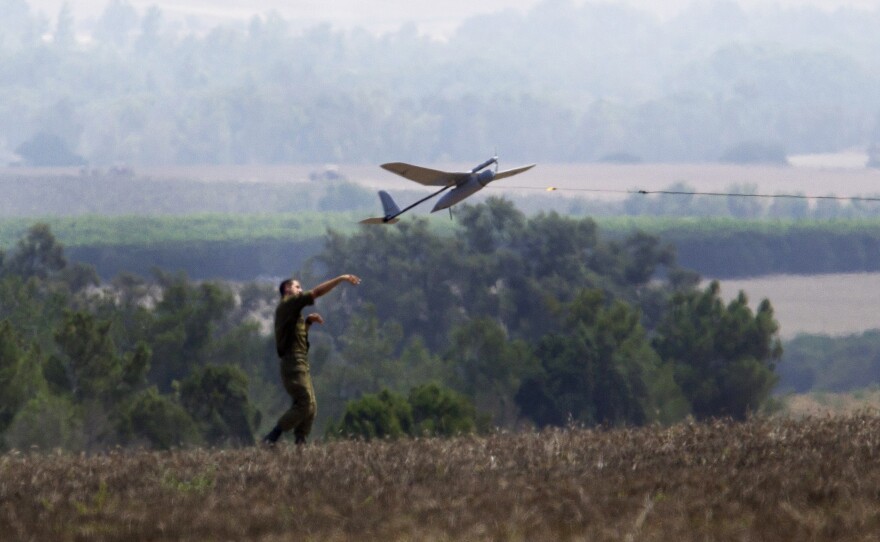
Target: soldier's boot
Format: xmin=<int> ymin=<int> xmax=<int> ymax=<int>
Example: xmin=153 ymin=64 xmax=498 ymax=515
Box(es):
xmin=262 ymin=425 xmax=282 ymax=447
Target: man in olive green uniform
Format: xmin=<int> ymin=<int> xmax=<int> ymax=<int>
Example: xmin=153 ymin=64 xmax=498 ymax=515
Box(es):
xmin=262 ymin=274 xmax=360 ymax=445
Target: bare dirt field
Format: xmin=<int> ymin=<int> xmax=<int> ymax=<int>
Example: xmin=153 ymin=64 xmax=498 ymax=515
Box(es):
xmin=783 ymin=389 xmax=880 ymax=417
xmin=715 ymin=273 xmax=880 ymax=339
xmin=8 ymin=161 xmax=880 ymax=212
xmin=135 ymin=161 xmax=880 ymax=212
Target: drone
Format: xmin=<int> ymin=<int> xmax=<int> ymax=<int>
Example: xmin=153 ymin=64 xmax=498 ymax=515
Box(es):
xmin=360 ymin=156 xmax=536 ymax=224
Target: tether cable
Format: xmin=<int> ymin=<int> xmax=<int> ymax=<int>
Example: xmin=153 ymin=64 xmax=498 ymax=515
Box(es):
xmin=494 ymin=185 xmax=880 ymax=202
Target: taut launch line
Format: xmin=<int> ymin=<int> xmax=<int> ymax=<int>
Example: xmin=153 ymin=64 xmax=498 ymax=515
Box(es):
xmin=495 ymin=185 xmax=880 ymax=203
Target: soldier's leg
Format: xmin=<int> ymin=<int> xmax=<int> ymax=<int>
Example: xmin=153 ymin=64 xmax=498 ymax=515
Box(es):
xmin=293 ymin=371 xmax=317 ymax=443
xmin=278 ymin=369 xmax=313 ymax=434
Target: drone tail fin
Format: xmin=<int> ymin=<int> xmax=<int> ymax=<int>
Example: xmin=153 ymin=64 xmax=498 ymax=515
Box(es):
xmin=378 ymin=190 xmax=402 ymax=217
xmin=359 ymin=190 xmax=402 ymax=224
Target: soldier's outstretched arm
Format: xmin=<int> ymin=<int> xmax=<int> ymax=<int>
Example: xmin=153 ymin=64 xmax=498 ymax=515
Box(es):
xmin=311 ymin=274 xmax=361 ymax=298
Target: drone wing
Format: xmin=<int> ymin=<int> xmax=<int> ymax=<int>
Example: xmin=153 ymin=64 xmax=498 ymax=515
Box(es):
xmin=381 ymin=162 xmax=470 ymax=187
xmin=493 ymin=164 xmax=537 ymax=181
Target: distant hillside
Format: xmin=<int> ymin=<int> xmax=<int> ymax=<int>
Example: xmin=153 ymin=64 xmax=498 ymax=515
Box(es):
xmin=5 ymin=1 xmax=880 ymax=164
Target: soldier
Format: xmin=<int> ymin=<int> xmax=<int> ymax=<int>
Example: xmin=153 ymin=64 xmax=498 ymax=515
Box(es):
xmin=262 ymin=274 xmax=361 ymax=446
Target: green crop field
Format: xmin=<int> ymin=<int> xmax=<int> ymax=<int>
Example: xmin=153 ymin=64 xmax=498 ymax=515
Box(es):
xmin=0 ymin=213 xmax=361 ymax=248
xmin=6 ymin=213 xmax=880 ymax=249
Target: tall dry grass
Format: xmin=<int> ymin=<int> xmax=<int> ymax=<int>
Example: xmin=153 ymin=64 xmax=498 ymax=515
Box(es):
xmin=3 ymin=415 xmax=880 ymax=541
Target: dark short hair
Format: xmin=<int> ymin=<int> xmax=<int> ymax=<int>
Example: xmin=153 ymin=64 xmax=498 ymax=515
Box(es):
xmin=278 ymin=279 xmax=294 ymax=298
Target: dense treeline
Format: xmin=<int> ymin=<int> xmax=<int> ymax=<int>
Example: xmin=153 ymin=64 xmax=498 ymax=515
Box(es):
xmin=0 ymin=200 xmax=784 ymax=449
xmin=6 ymin=213 xmax=880 ymax=280
xmin=778 ymin=331 xmax=880 ymax=394
xmin=4 ymin=1 xmax=880 ymax=165
xmin=6 ymin=169 xmax=880 ymax=281
xmin=658 ymin=220 xmax=880 ymax=278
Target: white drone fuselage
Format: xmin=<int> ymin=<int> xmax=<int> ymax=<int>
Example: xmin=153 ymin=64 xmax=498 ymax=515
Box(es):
xmin=432 ymin=169 xmax=495 ymax=212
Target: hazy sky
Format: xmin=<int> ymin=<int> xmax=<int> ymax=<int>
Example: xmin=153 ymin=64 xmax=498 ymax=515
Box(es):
xmin=25 ymin=0 xmax=880 ymax=37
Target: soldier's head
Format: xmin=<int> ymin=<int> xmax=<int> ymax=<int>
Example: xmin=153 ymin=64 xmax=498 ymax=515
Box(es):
xmin=278 ymin=278 xmax=303 ymax=298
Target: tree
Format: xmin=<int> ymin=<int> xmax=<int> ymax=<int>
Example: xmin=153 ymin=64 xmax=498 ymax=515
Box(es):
xmin=146 ymin=272 xmax=236 ymax=390
xmin=652 ymin=281 xmax=782 ymax=420
xmin=336 ymin=307 xmax=404 ymax=389
xmin=0 ymin=321 xmax=47 ymax=433
xmin=94 ymin=0 xmax=138 ymax=46
xmin=313 ymin=219 xmax=469 ymax=351
xmin=515 ymin=290 xmax=685 ymax=428
xmin=445 ymin=317 xmax=537 ymax=427
xmin=326 ymin=388 xmax=413 ymax=440
xmin=4 ymin=223 xmax=67 ymax=280
xmin=457 ymin=197 xmax=527 ymax=255
xmin=327 ymin=383 xmax=480 ymax=440
xmin=14 ymin=133 xmax=85 ymax=166
xmin=618 ymin=230 xmax=675 ymax=286
xmin=3 ymin=393 xmax=84 ymax=451
xmin=409 ymin=383 xmax=479 ymax=436
xmin=51 ymin=310 xmax=149 ymax=405
xmin=117 ymin=387 xmax=201 ymax=450
xmin=178 ymin=364 xmax=258 ymax=446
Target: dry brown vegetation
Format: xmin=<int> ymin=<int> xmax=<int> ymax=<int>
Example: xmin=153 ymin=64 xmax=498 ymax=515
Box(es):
xmin=3 ymin=415 xmax=880 ymax=541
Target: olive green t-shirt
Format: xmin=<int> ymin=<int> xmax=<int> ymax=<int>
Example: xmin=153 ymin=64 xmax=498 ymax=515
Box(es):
xmin=274 ymin=291 xmax=315 ymax=362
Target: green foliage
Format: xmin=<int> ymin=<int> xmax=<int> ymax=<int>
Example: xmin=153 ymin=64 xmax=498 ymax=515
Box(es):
xmin=327 ymin=389 xmax=413 ymax=440
xmin=652 ymin=281 xmax=782 ymax=420
xmin=0 ymin=320 xmax=47 ymax=432
xmin=515 ymin=290 xmax=682 ymax=427
xmin=6 ymin=214 xmax=880 ymax=281
xmin=408 ymin=383 xmax=479 ymax=437
xmin=0 ymin=214 xmax=365 ymax=250
xmin=445 ymin=318 xmax=536 ymax=427
xmin=327 ymin=383 xmax=480 ymax=440
xmin=118 ymin=387 xmax=202 ymax=450
xmin=600 ymin=217 xmax=880 ymax=278
xmin=0 ymin=216 xmax=788 ymax=450
xmin=778 ymin=330 xmax=880 ymax=393
xmin=0 ymin=225 xmax=275 ymax=450
xmin=3 ymin=223 xmax=67 ymax=280
xmin=313 ymin=200 xmax=686 ymax=348
xmin=3 ymin=392 xmax=85 ymax=451
xmin=51 ymin=310 xmax=148 ymax=404
xmin=146 ymin=272 xmax=236 ymax=390
xmin=178 ymin=364 xmax=258 ymax=446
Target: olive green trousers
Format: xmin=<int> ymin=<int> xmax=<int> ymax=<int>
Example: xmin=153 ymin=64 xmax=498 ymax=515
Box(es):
xmin=277 ymin=358 xmax=316 ymax=440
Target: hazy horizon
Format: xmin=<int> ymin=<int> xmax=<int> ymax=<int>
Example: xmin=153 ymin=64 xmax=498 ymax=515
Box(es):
xmin=8 ymin=0 xmax=880 ymax=165
xmin=24 ymin=0 xmax=880 ymax=37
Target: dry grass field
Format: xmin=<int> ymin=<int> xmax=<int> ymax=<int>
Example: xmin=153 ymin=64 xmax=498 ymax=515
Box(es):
xmin=4 ymin=415 xmax=880 ymax=541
